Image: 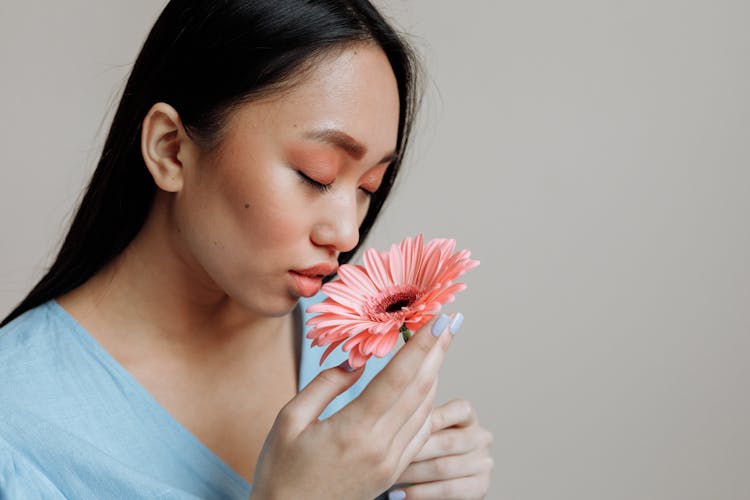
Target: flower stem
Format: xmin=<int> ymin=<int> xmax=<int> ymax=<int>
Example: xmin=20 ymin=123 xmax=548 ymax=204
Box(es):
xmin=400 ymin=324 xmax=413 ymax=342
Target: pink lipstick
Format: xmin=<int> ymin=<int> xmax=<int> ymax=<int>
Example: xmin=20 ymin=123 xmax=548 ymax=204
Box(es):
xmin=289 ymin=262 xmax=338 ymax=297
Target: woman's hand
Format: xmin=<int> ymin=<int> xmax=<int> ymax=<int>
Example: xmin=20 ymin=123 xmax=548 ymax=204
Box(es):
xmin=387 ymin=399 xmax=494 ymax=500
xmin=249 ymin=314 xmax=458 ymax=500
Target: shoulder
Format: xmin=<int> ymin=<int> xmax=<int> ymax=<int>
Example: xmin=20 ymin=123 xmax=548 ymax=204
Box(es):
xmin=0 ymin=300 xmax=82 ymax=373
xmin=1 ymin=300 xmax=57 ymax=336
xmin=0 ymin=301 xmax=65 ymax=371
xmin=0 ymin=300 xmax=104 ymax=425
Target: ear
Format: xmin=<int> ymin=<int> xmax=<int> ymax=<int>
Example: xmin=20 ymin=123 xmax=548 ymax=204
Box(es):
xmin=140 ymin=102 xmax=196 ymax=192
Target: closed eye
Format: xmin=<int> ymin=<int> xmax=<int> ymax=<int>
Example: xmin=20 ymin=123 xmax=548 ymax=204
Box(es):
xmin=297 ymin=170 xmax=333 ymax=193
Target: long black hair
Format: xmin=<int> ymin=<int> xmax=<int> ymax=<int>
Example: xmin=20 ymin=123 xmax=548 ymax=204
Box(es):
xmin=2 ymin=0 xmax=421 ymax=326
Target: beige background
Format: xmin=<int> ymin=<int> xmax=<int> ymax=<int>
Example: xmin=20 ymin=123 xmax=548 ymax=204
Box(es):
xmin=1 ymin=1 xmax=749 ymax=499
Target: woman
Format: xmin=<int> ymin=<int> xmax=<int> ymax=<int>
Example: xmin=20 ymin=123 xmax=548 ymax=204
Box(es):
xmin=0 ymin=1 xmax=492 ymax=498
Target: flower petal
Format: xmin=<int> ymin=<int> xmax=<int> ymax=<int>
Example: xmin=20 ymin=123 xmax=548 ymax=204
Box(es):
xmin=417 ymin=246 xmax=443 ymax=289
xmin=319 ymin=339 xmax=345 ymax=365
xmin=388 ymin=243 xmax=404 ymax=285
xmin=322 ymin=282 xmax=366 ymax=312
xmin=402 ymin=233 xmax=423 ymax=284
xmin=337 ymin=264 xmax=379 ymax=296
xmin=363 ymin=247 xmax=392 ymax=290
xmin=373 ymin=331 xmax=400 ymax=357
xmin=348 ymin=347 xmax=370 ymax=369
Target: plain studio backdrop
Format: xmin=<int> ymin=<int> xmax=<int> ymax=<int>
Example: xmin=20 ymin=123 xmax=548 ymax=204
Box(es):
xmin=1 ymin=1 xmax=749 ymax=499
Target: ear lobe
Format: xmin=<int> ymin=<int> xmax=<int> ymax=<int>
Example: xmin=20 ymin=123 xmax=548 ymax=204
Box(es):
xmin=140 ymin=102 xmax=193 ymax=193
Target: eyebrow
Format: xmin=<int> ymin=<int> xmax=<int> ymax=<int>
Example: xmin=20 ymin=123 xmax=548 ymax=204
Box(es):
xmin=303 ymin=128 xmax=399 ymax=165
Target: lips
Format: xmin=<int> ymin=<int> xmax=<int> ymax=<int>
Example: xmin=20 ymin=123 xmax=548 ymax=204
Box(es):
xmin=292 ymin=262 xmax=339 ymax=279
xmin=289 ymin=262 xmax=339 ymax=297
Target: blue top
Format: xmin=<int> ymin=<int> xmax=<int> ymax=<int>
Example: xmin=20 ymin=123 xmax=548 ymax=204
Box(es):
xmin=0 ymin=294 xmax=394 ymax=498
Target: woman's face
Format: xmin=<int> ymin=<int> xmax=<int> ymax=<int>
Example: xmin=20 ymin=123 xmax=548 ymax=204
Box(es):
xmin=173 ymin=44 xmax=400 ymax=316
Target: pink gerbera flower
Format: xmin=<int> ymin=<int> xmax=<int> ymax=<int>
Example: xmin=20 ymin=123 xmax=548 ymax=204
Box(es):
xmin=305 ymin=234 xmax=480 ymax=369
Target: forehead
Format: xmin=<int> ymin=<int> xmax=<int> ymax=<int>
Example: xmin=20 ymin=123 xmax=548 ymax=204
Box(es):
xmin=223 ymin=44 xmax=400 ymax=159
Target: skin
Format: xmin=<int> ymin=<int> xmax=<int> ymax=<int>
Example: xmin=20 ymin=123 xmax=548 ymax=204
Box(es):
xmin=58 ymin=43 xmax=492 ymax=499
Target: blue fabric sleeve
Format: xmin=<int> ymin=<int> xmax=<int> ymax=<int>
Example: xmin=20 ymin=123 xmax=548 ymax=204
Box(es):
xmin=0 ymin=444 xmax=66 ymax=500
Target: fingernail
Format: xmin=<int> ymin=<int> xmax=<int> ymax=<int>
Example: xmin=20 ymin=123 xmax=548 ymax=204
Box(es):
xmin=338 ymin=359 xmax=355 ymax=372
xmin=388 ymin=490 xmax=406 ymax=500
xmin=449 ymin=312 xmax=464 ymax=335
xmin=431 ymin=314 xmax=450 ymax=336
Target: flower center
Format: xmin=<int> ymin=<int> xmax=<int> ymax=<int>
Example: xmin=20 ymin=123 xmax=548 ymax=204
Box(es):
xmin=386 ymin=299 xmax=412 ymax=312
xmin=365 ymin=284 xmax=421 ymax=319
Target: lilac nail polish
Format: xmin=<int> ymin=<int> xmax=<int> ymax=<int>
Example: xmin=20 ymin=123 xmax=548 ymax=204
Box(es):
xmin=431 ymin=314 xmax=450 ymax=336
xmin=388 ymin=490 xmax=406 ymax=500
xmin=449 ymin=312 xmax=464 ymax=335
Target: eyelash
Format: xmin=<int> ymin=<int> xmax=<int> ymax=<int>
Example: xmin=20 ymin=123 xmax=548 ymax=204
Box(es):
xmin=297 ymin=171 xmax=376 ymax=196
xmin=297 ymin=170 xmax=333 ymax=193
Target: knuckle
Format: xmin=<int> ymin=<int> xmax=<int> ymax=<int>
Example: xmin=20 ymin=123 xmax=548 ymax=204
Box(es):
xmin=433 ymin=456 xmax=452 ymax=476
xmin=334 ymin=424 xmax=362 ymax=452
xmin=333 ymin=424 xmax=375 ymax=462
xmin=363 ymin=437 xmax=389 ymax=464
xmin=456 ymin=398 xmax=475 ymax=419
xmin=371 ymin=453 xmax=395 ymax=484
xmin=317 ymin=370 xmax=341 ymax=389
xmin=483 ymin=429 xmax=494 ymax=448
xmin=274 ymin=403 xmax=298 ymax=431
xmin=414 ymin=334 xmax=434 ymax=357
xmin=441 ymin=432 xmax=459 ymax=452
xmin=449 ymin=398 xmax=469 ymax=418
xmin=430 ymin=409 xmax=444 ymax=431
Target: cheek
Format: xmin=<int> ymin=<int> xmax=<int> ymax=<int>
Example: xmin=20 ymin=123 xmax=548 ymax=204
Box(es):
xmin=247 ymin=202 xmax=307 ymax=247
xmin=227 ymin=170 xmax=309 ymax=248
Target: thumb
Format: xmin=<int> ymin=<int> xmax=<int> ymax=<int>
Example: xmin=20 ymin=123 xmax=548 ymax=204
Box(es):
xmin=284 ymin=360 xmax=364 ymax=428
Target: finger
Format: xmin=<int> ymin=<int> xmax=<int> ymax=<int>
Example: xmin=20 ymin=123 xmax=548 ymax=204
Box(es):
xmin=281 ymin=361 xmax=364 ymax=432
xmin=431 ymin=398 xmax=477 ymax=432
xmin=391 ymin=379 xmax=438 ymax=472
xmin=396 ymin=449 xmax=492 ymax=484
xmin=392 ymin=472 xmax=492 ymax=500
xmin=411 ymin=427 xmax=480 ymax=462
xmin=379 ymin=322 xmax=453 ymax=435
xmin=352 ymin=313 xmax=456 ymax=425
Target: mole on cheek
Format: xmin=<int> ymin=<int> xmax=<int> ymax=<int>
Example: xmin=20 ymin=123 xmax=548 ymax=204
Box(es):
xmin=244 ymin=203 xmax=250 ymax=209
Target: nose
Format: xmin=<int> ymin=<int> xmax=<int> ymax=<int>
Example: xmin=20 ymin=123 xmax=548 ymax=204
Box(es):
xmin=311 ymin=195 xmax=361 ymax=254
